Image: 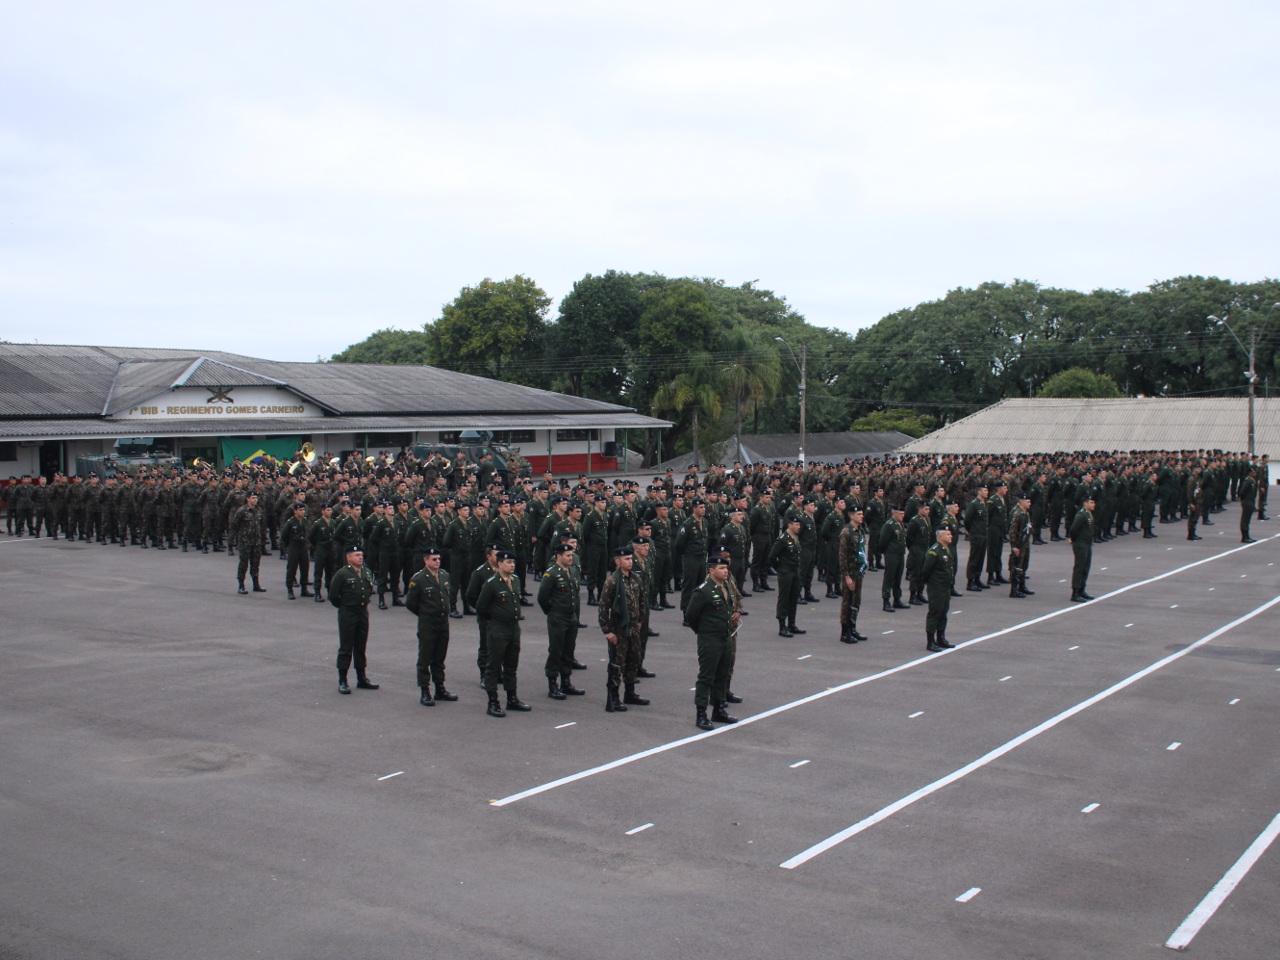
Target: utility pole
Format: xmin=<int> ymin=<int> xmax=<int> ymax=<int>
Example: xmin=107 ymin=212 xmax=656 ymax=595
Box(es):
xmin=799 ymin=342 xmax=807 ymax=467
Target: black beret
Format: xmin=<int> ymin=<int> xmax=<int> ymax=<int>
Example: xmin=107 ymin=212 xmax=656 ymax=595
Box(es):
xmin=343 ymin=543 xmax=361 ymax=555
xmin=495 ymin=550 xmax=516 ymax=561
xmin=425 ymin=546 xmax=442 ymax=557
xmin=613 ymin=546 xmax=634 ymax=557
xmin=553 ymin=542 xmax=575 ymax=555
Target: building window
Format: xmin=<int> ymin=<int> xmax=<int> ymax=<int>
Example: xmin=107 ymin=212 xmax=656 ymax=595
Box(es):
xmin=556 ymin=429 xmax=599 ymax=442
xmin=366 ymin=432 xmax=411 ymax=447
xmin=438 ymin=431 xmax=461 ymax=444
xmin=0 ymin=442 xmax=16 ymax=462
xmin=491 ymin=430 xmax=536 ymax=445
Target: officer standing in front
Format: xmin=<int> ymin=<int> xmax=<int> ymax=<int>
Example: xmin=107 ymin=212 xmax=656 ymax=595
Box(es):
xmin=1069 ymin=495 xmax=1096 ymax=602
xmin=405 ymin=547 xmax=458 ymax=706
xmin=685 ymin=555 xmax=741 ymax=731
xmin=920 ymin=527 xmax=956 ymax=652
xmin=538 ymin=542 xmax=586 ymax=701
xmin=329 ymin=544 xmax=378 ymax=694
xmin=476 ymin=550 xmax=530 ymax=717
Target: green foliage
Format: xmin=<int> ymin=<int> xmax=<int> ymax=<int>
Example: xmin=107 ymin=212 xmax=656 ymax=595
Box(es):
xmin=428 ymin=275 xmax=551 ymax=386
xmin=1037 ymin=367 xmax=1123 ymax=398
xmin=652 ymin=355 xmax=726 ymax=464
xmin=329 ymin=328 xmax=430 ymax=365
xmin=546 ymin=270 xmax=643 ymax=400
xmin=849 ymin=407 xmax=937 ymax=438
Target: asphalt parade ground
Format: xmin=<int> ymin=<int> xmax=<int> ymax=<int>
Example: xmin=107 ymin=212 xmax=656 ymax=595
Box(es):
xmin=1 ymin=507 xmax=1278 ymax=959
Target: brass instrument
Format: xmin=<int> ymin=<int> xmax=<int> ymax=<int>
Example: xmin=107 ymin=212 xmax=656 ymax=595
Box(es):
xmin=301 ymin=442 xmax=317 ymax=464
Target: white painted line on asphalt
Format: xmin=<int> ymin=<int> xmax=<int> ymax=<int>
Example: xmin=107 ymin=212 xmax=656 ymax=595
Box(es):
xmin=689 ymin=687 xmax=696 ymax=691
xmin=491 ymin=541 xmax=1280 ymax=808
xmin=1167 ymin=742 xmax=1181 ymax=751
xmin=790 ymin=760 xmax=810 ymax=768
xmin=1165 ymin=811 xmax=1280 ymax=950
xmin=1241 ymin=574 xmax=1247 ymax=578
xmin=999 ymin=676 xmax=1012 ymax=682
xmin=1059 ymin=579 xmax=1067 ymax=583
xmin=555 ymin=722 xmax=576 ymax=729
xmin=1136 ymin=556 xmax=1142 ymax=560
xmin=1171 ymin=604 xmax=1179 ymax=609
xmin=955 ymin=887 xmax=981 ymax=903
xmin=1069 ymin=645 xmax=1080 ymax=650
xmin=1168 ymin=547 xmax=1174 ymax=550
xmin=778 ymin=595 xmax=1280 ymax=869
xmin=1082 ymin=803 xmax=1100 ymax=813
xmin=797 ymin=654 xmax=812 ymax=660
xmin=1209 ymin=587 xmax=1215 ymax=591
xmin=1101 ymin=567 xmax=1107 ymax=571
xmin=882 ymin=630 xmax=894 ymax=635
xmin=377 ymin=771 xmax=404 ymax=781
xmin=1230 ymin=698 xmax=1240 ymax=704
xmin=909 ymin=711 xmax=924 ymax=718
xmin=1125 ymin=624 xmax=1134 ymax=628
xmin=625 ymin=823 xmax=654 ymax=836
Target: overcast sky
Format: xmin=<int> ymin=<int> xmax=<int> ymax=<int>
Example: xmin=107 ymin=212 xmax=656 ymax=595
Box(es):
xmin=2 ymin=1 xmax=1277 ymax=361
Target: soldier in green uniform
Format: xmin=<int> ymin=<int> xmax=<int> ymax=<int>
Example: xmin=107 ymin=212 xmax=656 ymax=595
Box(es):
xmin=798 ymin=497 xmax=820 ymax=603
xmin=1069 ymin=495 xmax=1096 ymax=602
xmin=1239 ymin=466 xmax=1258 ymax=542
xmin=369 ymin=500 xmax=399 ymax=609
xmin=1007 ymin=493 xmax=1035 ymax=598
xmin=719 ymin=505 xmax=750 ymax=597
xmin=963 ymin=484 xmax=989 ymax=591
xmin=308 ymin=502 xmax=337 ymax=601
xmin=819 ymin=495 xmax=846 ymax=598
xmin=905 ymin=501 xmax=932 ymax=604
xmin=865 ymin=486 xmax=886 ymax=569
xmin=281 ymin=502 xmax=313 ymax=599
xmin=837 ymin=504 xmax=869 ymax=644
xmin=333 ymin=499 xmax=362 ymax=557
xmin=685 ymin=556 xmax=741 ymax=730
xmin=748 ymin=490 xmax=777 ymax=592
xmin=537 ymin=542 xmax=586 ymax=700
xmin=597 ymin=546 xmax=649 ymax=712
xmin=229 ymin=492 xmax=267 ymax=594
xmin=581 ymin=495 xmax=610 ymax=606
xmin=329 ymin=544 xmax=378 ymax=694
xmin=768 ymin=516 xmax=805 ymax=637
xmin=1140 ymin=470 xmax=1159 ymax=538
xmin=674 ymin=499 xmax=709 ymax=620
xmin=466 ymin=544 xmax=502 ymax=685
xmin=879 ymin=504 xmax=908 ymax=612
xmin=920 ymin=527 xmax=956 ymax=652
xmin=442 ymin=501 xmax=473 ymax=615
xmin=475 ymin=550 xmax=530 ymax=717
xmin=985 ymin=482 xmax=1009 ymax=586
xmin=649 ymin=501 xmax=674 ymax=608
xmin=404 ymin=547 xmax=458 ymax=706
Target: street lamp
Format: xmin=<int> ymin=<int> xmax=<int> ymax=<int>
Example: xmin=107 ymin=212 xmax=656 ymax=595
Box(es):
xmin=775 ymin=336 xmax=807 ymax=466
xmin=1209 ymin=302 xmax=1279 ymax=456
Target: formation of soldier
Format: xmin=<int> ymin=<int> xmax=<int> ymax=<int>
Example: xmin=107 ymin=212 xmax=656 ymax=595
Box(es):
xmin=6 ymin=446 xmax=1271 ymax=729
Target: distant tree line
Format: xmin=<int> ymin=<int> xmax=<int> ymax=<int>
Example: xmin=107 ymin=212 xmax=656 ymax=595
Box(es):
xmin=331 ymin=273 xmax=1280 ymax=464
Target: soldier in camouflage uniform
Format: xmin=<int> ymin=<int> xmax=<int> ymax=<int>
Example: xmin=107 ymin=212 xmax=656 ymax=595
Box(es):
xmin=229 ymin=491 xmax=267 ymax=594
xmin=597 ymin=546 xmax=648 ymax=713
xmin=837 ymin=504 xmax=869 ymax=644
xmin=1007 ymin=493 xmax=1035 ymax=598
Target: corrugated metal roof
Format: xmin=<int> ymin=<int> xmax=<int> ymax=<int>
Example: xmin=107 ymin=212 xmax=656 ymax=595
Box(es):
xmin=0 ymin=342 xmax=654 ymax=422
xmin=897 ymin=398 xmax=1280 ymax=458
xmin=102 ymin=358 xmax=296 ymax=415
xmin=652 ymin=431 xmax=913 ymax=471
xmin=0 ymin=412 xmax=668 ymax=443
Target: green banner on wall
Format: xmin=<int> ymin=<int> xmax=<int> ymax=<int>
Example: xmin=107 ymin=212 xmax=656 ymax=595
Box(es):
xmin=220 ymin=436 xmax=302 ymax=466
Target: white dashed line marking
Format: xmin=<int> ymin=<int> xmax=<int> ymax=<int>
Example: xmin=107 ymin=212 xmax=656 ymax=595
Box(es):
xmin=555 ymin=722 xmax=576 ymax=729
xmin=998 ymin=676 xmax=1012 ymax=682
xmin=789 ymin=760 xmax=810 ymax=769
xmin=797 ymin=654 xmax=812 ymax=660
xmin=1209 ymin=587 xmax=1215 ymax=591
xmin=1058 ymin=579 xmax=1067 ymax=583
xmin=625 ymin=823 xmax=653 ymax=836
xmin=1167 ymin=742 xmax=1181 ymax=751
xmin=377 ymin=771 xmax=404 ymax=781
xmin=1082 ymin=803 xmax=1100 ymax=813
xmin=1230 ymin=699 xmax=1241 ymax=705
xmin=1068 ymin=645 xmax=1080 ymax=650
xmin=909 ymin=711 xmax=924 ymax=718
xmin=1170 ymin=604 xmax=1178 ymax=609
xmin=955 ymin=887 xmax=981 ymax=903
xmin=1241 ymin=574 xmax=1248 ymax=578
xmin=882 ymin=630 xmax=894 ymax=635
xmin=1125 ymin=623 xmax=1134 ymax=628
xmin=1101 ymin=567 xmax=1107 ymax=571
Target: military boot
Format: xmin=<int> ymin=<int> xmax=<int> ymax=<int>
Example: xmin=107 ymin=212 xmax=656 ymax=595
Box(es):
xmin=434 ymin=684 xmax=458 ymax=701
xmin=883 ymin=598 xmax=894 ymax=613
xmin=711 ymin=703 xmax=739 ymax=724
xmin=506 ymin=690 xmax=532 ymax=712
xmin=778 ymin=619 xmax=792 ymax=638
xmin=338 ymin=672 xmax=351 ymax=694
xmin=839 ymin=622 xmax=855 ymax=644
xmin=936 ymin=632 xmax=955 ymax=649
xmin=287 ymin=585 xmax=296 ymax=600
xmin=560 ymin=675 xmax=584 ymax=696
xmin=696 ymin=706 xmax=714 ymax=730
xmin=788 ymin=617 xmax=806 ymax=635
xmin=487 ymin=692 xmax=505 ymax=717
xmin=252 ymin=578 xmax=266 ymax=593
xmin=548 ymin=676 xmax=566 ymax=700
xmin=300 ymin=585 xmax=314 ymax=597
xmin=237 ymin=580 xmax=248 ymax=595
xmin=927 ymin=632 xmax=943 ymax=652
xmin=623 ymin=683 xmax=650 ymax=706
xmin=355 ymin=673 xmax=379 ymax=689
xmin=377 ymin=593 xmax=388 ymax=610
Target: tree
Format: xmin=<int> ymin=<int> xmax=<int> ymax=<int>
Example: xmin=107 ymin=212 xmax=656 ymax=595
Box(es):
xmin=1037 ymin=367 xmax=1124 ymax=398
xmin=849 ymin=407 xmax=937 ymax=438
xmin=427 ymin=275 xmax=551 ymax=386
xmin=546 ymin=270 xmax=646 ymax=402
xmin=720 ymin=326 xmax=781 ymax=440
xmin=652 ymin=355 xmax=725 ymax=466
xmin=329 ymin=328 xmax=431 ymax=365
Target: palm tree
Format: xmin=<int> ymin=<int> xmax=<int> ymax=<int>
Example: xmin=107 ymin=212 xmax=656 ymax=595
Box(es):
xmin=652 ymin=355 xmax=725 ymax=467
xmin=721 ymin=327 xmax=782 ymax=442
